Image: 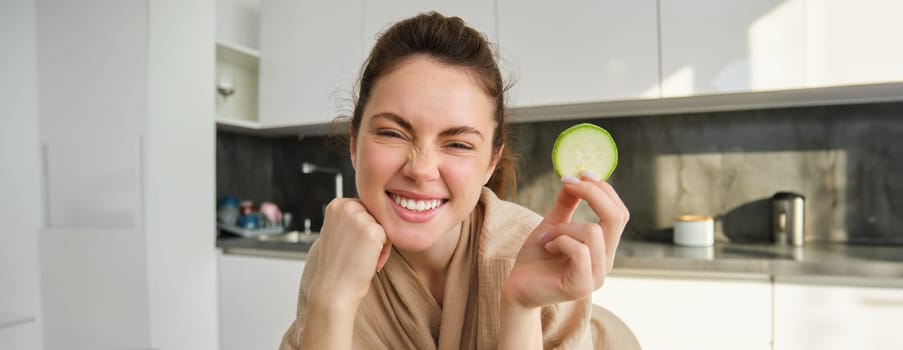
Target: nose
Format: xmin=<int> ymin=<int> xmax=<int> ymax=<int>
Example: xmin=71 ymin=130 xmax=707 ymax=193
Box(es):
xmin=403 ymin=147 xmax=440 ymax=184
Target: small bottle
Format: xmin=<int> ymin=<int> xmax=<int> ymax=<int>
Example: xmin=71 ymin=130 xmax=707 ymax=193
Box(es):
xmin=282 ymin=213 xmax=293 ymax=230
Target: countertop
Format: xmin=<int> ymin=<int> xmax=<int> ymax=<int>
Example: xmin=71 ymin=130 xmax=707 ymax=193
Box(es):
xmin=217 ymin=235 xmax=903 ymax=286
xmin=610 ymin=240 xmax=903 ymax=286
xmin=217 ymin=234 xmax=313 ymax=260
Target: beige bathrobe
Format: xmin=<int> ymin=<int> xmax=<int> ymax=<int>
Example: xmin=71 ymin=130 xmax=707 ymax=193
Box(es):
xmin=280 ymin=188 xmax=639 ymax=349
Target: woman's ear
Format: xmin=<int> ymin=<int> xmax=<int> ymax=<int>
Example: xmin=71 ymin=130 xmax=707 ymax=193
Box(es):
xmin=349 ymin=133 xmax=358 ymax=170
xmin=483 ymin=145 xmax=503 ymax=185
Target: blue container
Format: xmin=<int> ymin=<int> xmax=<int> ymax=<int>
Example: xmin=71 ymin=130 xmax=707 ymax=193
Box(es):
xmin=237 ymin=214 xmax=260 ymax=229
xmin=217 ymin=196 xmax=239 ymax=209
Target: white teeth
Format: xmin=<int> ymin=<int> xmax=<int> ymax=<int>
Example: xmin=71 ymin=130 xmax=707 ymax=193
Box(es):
xmin=392 ymin=194 xmax=442 ymax=212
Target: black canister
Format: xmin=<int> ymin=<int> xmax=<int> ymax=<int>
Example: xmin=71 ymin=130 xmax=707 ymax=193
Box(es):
xmin=771 ymin=192 xmax=805 ymax=246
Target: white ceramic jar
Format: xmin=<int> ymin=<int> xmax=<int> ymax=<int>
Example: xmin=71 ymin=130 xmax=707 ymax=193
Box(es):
xmin=673 ymin=215 xmax=715 ymax=247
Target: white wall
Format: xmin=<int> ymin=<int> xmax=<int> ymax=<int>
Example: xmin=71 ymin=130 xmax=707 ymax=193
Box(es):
xmin=146 ymin=0 xmax=220 ymax=349
xmin=0 ymin=0 xmax=44 ymax=349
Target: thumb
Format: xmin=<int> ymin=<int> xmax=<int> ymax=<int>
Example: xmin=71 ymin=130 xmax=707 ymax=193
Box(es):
xmin=543 ymin=185 xmax=580 ymax=226
xmin=376 ymin=242 xmax=392 ymax=272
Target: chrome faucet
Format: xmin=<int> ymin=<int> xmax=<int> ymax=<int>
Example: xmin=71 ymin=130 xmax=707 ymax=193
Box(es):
xmin=300 ymin=162 xmax=343 ymax=198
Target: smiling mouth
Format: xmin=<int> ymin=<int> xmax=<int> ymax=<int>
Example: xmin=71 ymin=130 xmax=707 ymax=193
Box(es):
xmin=388 ymin=192 xmax=446 ymax=212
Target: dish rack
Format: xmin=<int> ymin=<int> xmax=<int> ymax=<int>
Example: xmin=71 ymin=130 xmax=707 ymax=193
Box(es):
xmin=217 ymin=223 xmax=284 ymax=238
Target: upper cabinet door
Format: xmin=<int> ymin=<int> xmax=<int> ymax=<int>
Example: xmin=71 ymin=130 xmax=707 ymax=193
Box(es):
xmin=216 ymin=0 xmax=260 ymax=50
xmin=660 ymin=0 xmax=805 ymax=97
xmin=37 ymin=0 xmax=146 ymax=229
xmin=259 ymin=0 xmax=363 ymax=127
xmin=805 ymin=0 xmax=903 ymax=87
xmin=497 ymin=0 xmax=659 ymax=108
xmin=362 ymin=1 xmax=496 ymax=58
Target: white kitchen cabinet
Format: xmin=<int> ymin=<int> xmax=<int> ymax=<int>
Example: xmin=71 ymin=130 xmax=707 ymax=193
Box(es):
xmin=37 ymin=0 xmax=146 ymax=229
xmin=216 ymin=42 xmax=260 ymax=125
xmin=659 ymin=0 xmax=805 ymax=97
xmin=1 ymin=0 xmax=45 ymax=347
xmin=805 ymin=0 xmax=903 ymax=87
xmin=361 ymin=0 xmax=496 ymax=56
xmin=39 ymin=229 xmax=153 ymax=349
xmin=258 ymin=0 xmax=363 ymax=128
xmin=497 ymin=0 xmax=659 ymax=108
xmin=34 ymin=1 xmax=220 ymax=349
xmin=593 ymin=274 xmax=772 ymax=350
xmin=215 ymin=0 xmax=261 ymax=127
xmin=774 ymin=282 xmax=903 ymax=350
xmin=216 ymin=0 xmax=260 ymax=51
xmin=218 ymin=253 xmax=305 ymax=350
xmin=42 ymin=135 xmax=142 ymax=229
xmin=0 ymin=321 xmax=40 ymax=350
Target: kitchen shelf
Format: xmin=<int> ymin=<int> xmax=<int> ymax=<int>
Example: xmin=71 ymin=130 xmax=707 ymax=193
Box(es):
xmin=216 ymin=40 xmax=260 ymax=128
xmin=218 ymin=81 xmax=903 ymax=138
xmin=508 ymin=82 xmax=903 ymax=123
xmin=216 ymin=117 xmax=259 ymax=129
xmin=215 ymin=117 xmax=345 ymax=137
xmin=216 ymin=40 xmax=259 ymax=69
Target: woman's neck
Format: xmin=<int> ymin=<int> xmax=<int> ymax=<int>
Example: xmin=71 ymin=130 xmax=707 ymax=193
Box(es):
xmin=395 ymin=222 xmax=462 ymax=306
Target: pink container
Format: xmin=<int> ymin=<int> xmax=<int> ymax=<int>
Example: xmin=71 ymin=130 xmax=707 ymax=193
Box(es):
xmin=259 ymin=202 xmax=282 ymax=225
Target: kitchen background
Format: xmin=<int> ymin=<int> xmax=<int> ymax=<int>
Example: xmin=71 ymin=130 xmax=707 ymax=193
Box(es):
xmin=7 ymin=0 xmax=903 ymax=349
xmin=217 ymin=130 xmax=357 ymax=231
xmin=217 ymin=101 xmax=903 ymax=245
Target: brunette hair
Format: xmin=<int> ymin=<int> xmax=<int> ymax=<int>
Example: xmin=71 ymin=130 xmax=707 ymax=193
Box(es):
xmin=348 ymin=12 xmax=517 ymax=199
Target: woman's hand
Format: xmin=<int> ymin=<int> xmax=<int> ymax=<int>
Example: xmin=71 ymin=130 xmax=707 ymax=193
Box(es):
xmin=499 ymin=172 xmax=628 ymax=349
xmin=300 ymin=198 xmax=392 ymax=349
xmin=503 ymin=172 xmax=629 ymax=309
xmin=307 ymin=198 xmax=393 ymax=310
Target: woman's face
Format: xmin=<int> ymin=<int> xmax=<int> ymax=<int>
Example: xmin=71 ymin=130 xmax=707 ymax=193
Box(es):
xmin=351 ymin=55 xmax=499 ymax=253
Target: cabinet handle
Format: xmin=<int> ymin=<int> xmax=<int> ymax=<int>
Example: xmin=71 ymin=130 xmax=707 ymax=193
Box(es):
xmin=41 ymin=142 xmax=50 ymax=228
xmin=138 ymin=133 xmax=145 ymax=229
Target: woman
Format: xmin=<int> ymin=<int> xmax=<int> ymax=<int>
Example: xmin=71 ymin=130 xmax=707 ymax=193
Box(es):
xmin=280 ymin=12 xmax=631 ymax=349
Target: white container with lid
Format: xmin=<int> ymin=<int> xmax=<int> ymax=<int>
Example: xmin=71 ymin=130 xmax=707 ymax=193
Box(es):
xmin=673 ymin=215 xmax=715 ymax=247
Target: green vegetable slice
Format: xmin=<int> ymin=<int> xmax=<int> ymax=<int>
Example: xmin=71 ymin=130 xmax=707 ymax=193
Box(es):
xmin=551 ymin=123 xmax=618 ymax=180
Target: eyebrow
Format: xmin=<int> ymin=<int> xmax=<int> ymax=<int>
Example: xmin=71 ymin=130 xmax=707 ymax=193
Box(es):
xmin=370 ymin=112 xmax=485 ymax=141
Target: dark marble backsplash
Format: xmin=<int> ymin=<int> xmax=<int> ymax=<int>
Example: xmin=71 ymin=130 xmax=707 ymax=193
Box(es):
xmin=217 ymin=131 xmax=355 ymax=232
xmin=511 ymin=102 xmax=903 ymax=245
xmin=217 ymin=101 xmax=903 ymax=244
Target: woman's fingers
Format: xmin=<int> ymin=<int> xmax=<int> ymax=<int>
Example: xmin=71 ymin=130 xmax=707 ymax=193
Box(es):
xmin=376 ymin=242 xmax=392 ymax=272
xmin=570 ymin=173 xmax=628 ymax=226
xmin=593 ymin=177 xmax=629 ymax=224
xmin=542 ymin=184 xmax=581 ymax=226
xmin=543 ymin=234 xmax=594 ymax=299
xmin=510 ymin=177 xmax=628 ymax=307
xmin=319 ymin=198 xmax=389 ymax=285
xmin=560 ymin=175 xmax=628 ymax=256
xmin=543 ymin=223 xmax=607 ymax=284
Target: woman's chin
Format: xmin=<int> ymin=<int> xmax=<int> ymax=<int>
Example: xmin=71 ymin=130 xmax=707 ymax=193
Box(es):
xmin=384 ymin=228 xmax=438 ymax=253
